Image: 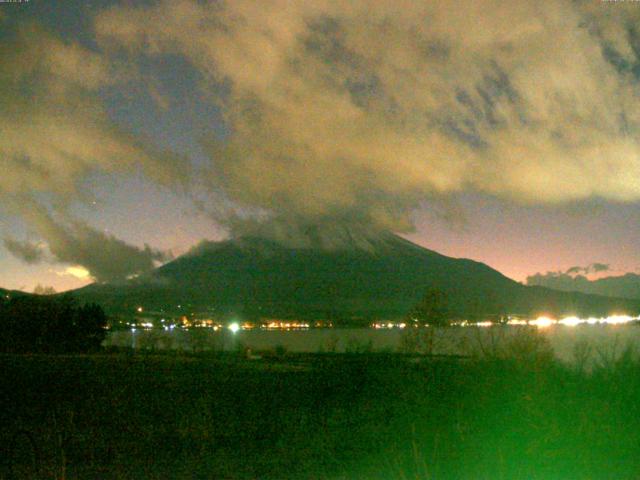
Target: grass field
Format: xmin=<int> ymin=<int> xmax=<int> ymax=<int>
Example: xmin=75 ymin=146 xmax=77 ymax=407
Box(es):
xmin=2 ymin=338 xmax=640 ymax=479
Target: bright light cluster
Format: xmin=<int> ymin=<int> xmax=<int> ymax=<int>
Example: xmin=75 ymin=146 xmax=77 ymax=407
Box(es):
xmin=372 ymin=322 xmax=408 ymax=329
xmin=373 ymin=315 xmax=639 ymax=329
xmin=529 ymin=316 xmax=554 ymax=328
xmin=264 ymin=321 xmax=310 ymax=330
xmin=510 ymin=315 xmax=639 ymax=328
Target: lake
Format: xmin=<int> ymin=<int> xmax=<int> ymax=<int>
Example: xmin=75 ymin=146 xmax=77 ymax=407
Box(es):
xmin=105 ymin=323 xmax=640 ymax=365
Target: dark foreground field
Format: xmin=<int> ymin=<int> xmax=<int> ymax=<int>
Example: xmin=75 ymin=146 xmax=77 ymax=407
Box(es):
xmin=2 ymin=342 xmax=640 ymax=479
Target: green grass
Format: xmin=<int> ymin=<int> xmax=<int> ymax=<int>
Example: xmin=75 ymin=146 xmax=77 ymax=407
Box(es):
xmin=2 ymin=346 xmax=640 ymax=479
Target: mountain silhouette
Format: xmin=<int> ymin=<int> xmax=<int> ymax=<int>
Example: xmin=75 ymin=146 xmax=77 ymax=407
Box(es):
xmin=68 ymin=232 xmax=640 ymax=322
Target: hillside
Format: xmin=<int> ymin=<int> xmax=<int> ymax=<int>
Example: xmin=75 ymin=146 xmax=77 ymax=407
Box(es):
xmin=0 ymin=288 xmax=29 ymax=301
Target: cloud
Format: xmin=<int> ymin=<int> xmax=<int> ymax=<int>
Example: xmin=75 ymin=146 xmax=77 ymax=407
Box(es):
xmin=590 ymin=263 xmax=610 ymax=273
xmin=5 ymin=0 xmax=640 ymax=266
xmin=0 ymin=24 xmax=189 ymax=199
xmin=565 ymin=266 xmax=583 ymax=275
xmin=2 ymin=238 xmax=46 ymax=264
xmin=0 ymin=23 xmax=188 ymax=277
xmin=9 ymin=199 xmax=171 ymax=282
xmin=54 ymin=266 xmax=91 ymax=280
xmin=93 ymin=0 xmax=640 ymax=238
xmin=564 ymin=263 xmax=611 ymax=276
xmin=527 ymin=263 xmax=612 ymax=289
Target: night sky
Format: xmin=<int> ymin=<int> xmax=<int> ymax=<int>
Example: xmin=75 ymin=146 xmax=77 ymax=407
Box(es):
xmin=1 ymin=0 xmax=639 ymax=292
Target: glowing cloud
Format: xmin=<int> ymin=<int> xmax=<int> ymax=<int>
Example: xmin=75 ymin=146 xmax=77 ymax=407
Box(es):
xmin=93 ymin=0 xmax=640 ymax=236
xmin=63 ymin=266 xmax=91 ymax=280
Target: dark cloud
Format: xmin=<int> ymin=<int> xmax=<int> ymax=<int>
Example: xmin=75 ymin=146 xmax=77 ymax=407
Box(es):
xmin=565 ymin=266 xmax=583 ymax=275
xmin=11 ymin=199 xmax=172 ymax=282
xmin=3 ymin=238 xmax=46 ymax=264
xmin=564 ymin=263 xmax=611 ymax=276
xmin=591 ymin=263 xmax=610 ymax=273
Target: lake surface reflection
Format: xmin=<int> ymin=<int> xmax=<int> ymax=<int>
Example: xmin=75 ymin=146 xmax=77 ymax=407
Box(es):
xmin=105 ymin=324 xmax=640 ymax=364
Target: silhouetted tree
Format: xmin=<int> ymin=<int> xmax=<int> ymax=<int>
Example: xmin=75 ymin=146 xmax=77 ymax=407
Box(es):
xmin=33 ymin=284 xmax=57 ymax=295
xmin=74 ymin=302 xmax=108 ymax=352
xmin=0 ymin=294 xmax=107 ymax=353
xmin=406 ymin=288 xmax=450 ymax=326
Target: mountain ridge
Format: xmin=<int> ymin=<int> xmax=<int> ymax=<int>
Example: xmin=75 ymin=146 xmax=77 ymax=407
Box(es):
xmin=527 ymin=272 xmax=640 ymax=300
xmin=66 ymin=233 xmax=640 ymax=321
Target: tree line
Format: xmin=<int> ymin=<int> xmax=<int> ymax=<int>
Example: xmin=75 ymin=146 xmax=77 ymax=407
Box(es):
xmin=0 ymin=293 xmax=107 ymax=354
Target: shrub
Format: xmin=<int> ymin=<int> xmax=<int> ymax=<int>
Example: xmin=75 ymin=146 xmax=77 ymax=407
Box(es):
xmin=398 ymin=327 xmax=435 ymax=355
xmin=468 ymin=325 xmax=554 ymax=367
